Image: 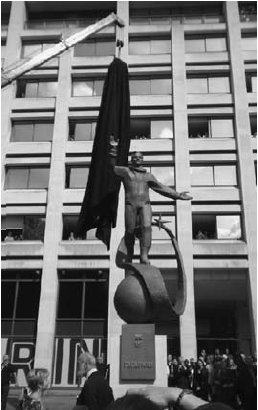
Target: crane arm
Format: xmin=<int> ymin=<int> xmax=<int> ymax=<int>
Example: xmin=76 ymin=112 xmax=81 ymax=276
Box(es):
xmin=1 ymin=12 xmax=124 ymax=88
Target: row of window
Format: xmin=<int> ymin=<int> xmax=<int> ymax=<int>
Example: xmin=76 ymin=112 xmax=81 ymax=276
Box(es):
xmin=4 ymin=164 xmax=238 ymax=190
xmin=21 ymin=35 xmax=256 ymax=59
xmin=2 ymin=271 xmax=108 ymax=338
xmin=16 ymin=72 xmax=257 ymax=98
xmin=10 ymin=117 xmax=257 ymax=142
xmin=2 ymin=213 xmax=242 ymax=242
xmin=21 ymin=3 xmax=256 ymax=30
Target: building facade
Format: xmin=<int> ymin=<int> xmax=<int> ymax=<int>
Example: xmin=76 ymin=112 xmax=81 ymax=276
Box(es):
xmin=1 ymin=1 xmax=257 ymax=389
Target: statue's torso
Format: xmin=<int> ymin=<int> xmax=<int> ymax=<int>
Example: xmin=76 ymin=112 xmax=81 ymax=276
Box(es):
xmin=120 ymin=167 xmax=152 ymax=206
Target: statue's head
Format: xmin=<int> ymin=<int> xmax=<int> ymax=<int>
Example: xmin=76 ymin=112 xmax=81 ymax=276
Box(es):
xmin=131 ymin=151 xmax=143 ymax=167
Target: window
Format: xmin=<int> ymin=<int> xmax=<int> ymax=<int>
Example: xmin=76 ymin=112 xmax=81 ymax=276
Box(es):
xmin=151 ymin=120 xmax=173 ymax=139
xmin=188 ymin=117 xmax=234 ymax=138
xmin=2 ymin=271 xmax=41 ymax=338
xmin=130 ymin=118 xmax=174 ymax=139
xmin=69 ymin=120 xmax=96 ymax=141
xmin=1 ymin=42 xmax=6 ymax=67
xmin=130 ymin=77 xmax=172 ymax=95
xmin=130 ymin=118 xmax=150 ymax=139
xmin=187 ymin=76 xmax=230 ymax=94
xmin=129 ymin=5 xmax=224 ymax=25
xmin=192 ymin=214 xmax=242 ymax=240
xmin=2 ymin=215 xmax=45 ymax=242
xmin=5 ymin=167 xmax=49 ymax=189
xmin=246 ymin=72 xmax=257 ymax=93
xmin=16 ymin=79 xmax=58 ymax=98
xmin=56 ymin=272 xmax=108 ymax=337
xmin=250 ymin=115 xmax=257 ymax=137
xmin=65 ymin=166 xmax=89 ymax=188
xmin=150 ymin=166 xmax=175 ymax=186
xmin=241 ymin=34 xmax=257 ymax=51
xmin=11 ymin=122 xmax=53 ymax=142
xmin=129 ymin=37 xmax=171 ymax=55
xmin=239 ymin=3 xmax=257 ymax=22
xmin=62 ymin=215 xmax=98 ymax=240
xmin=185 ymin=35 xmax=227 ymax=53
xmin=190 ymin=165 xmax=237 ymax=186
xmin=74 ymin=38 xmax=115 ymax=57
xmin=72 ymin=79 xmax=104 ymax=96
xmin=22 ymin=41 xmax=57 ymax=58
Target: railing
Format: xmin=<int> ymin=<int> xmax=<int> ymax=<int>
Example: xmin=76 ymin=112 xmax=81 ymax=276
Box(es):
xmin=130 ymin=14 xmax=225 ymax=25
xmin=24 ymin=18 xmax=102 ymax=30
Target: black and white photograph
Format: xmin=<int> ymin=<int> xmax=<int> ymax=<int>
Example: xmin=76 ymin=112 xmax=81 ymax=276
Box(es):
xmin=1 ymin=1 xmax=257 ymax=409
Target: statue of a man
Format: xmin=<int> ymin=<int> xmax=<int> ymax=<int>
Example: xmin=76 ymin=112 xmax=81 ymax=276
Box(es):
xmin=110 ymin=137 xmax=192 ymax=264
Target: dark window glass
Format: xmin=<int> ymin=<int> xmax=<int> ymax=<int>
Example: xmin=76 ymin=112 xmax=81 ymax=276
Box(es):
xmin=2 ymin=282 xmax=16 ymax=318
xmin=188 ymin=118 xmax=209 ymax=138
xmin=130 ymin=118 xmax=150 ymax=139
xmin=13 ymin=321 xmax=37 ymax=335
xmin=250 ymin=115 xmax=257 ymax=137
xmin=58 ymin=282 xmax=82 ymax=318
xmin=23 ymin=216 xmax=45 ymax=241
xmin=192 ymin=214 xmax=216 ymax=239
xmin=62 ymin=215 xmax=78 ymax=240
xmin=16 ymin=282 xmax=41 ymax=318
xmin=84 ymin=282 xmax=108 ymax=318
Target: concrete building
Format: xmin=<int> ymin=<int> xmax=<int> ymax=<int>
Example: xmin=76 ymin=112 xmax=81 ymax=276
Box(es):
xmin=1 ymin=0 xmax=257 ymax=393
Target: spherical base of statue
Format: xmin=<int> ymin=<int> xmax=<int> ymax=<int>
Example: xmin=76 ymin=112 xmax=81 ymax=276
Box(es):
xmin=114 ymin=273 xmax=154 ymax=323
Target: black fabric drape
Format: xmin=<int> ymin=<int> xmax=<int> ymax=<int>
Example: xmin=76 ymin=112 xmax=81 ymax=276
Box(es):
xmin=76 ymin=58 xmax=130 ymax=249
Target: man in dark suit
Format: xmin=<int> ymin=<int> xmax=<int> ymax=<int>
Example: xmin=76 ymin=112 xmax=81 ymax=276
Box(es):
xmin=75 ymin=352 xmax=114 ymax=410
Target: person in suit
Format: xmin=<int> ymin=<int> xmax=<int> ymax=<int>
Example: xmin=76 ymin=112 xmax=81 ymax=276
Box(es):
xmin=75 ymin=352 xmax=114 ymax=410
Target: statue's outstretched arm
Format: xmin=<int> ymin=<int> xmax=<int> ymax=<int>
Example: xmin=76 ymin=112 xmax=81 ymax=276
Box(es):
xmin=109 ymin=135 xmax=128 ymax=178
xmin=148 ymin=174 xmax=192 ymax=200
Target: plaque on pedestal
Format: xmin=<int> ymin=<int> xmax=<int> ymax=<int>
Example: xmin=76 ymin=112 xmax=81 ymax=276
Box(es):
xmin=120 ymin=324 xmax=155 ymax=381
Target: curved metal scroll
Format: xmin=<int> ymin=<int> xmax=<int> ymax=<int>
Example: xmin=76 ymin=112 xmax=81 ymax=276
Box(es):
xmin=115 ymin=224 xmax=187 ymax=319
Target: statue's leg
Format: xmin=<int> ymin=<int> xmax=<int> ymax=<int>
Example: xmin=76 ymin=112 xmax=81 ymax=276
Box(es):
xmin=139 ymin=203 xmax=152 ymax=264
xmin=124 ymin=203 xmax=136 ymax=262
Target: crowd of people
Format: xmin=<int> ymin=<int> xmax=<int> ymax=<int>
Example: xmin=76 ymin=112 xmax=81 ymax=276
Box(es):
xmin=167 ymin=349 xmax=257 ymax=410
xmin=2 ymin=349 xmax=256 ymax=410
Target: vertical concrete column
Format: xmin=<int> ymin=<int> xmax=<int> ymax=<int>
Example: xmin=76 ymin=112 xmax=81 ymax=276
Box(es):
xmin=171 ymin=21 xmax=197 ymax=359
xmin=225 ymin=2 xmax=257 ymax=350
xmin=34 ymin=50 xmax=72 ymax=374
xmin=1 ymin=1 xmax=27 ymax=188
xmin=107 ymin=0 xmax=129 ymax=390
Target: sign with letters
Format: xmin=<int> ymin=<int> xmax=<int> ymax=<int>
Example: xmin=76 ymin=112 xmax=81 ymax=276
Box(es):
xmin=2 ymin=337 xmax=105 ymax=387
xmin=120 ymin=324 xmax=155 ymax=381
